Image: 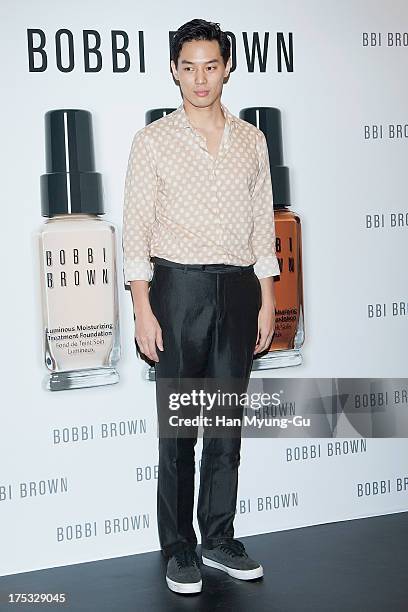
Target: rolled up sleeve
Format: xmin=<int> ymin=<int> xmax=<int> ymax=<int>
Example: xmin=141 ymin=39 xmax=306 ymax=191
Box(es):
xmin=122 ymin=130 xmax=157 ymax=285
xmin=251 ymin=131 xmax=281 ymax=279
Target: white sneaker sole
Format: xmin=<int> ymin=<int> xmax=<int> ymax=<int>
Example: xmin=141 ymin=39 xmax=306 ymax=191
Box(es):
xmin=166 ymin=576 xmax=202 ymax=594
xmin=201 ymin=556 xmax=264 ymax=580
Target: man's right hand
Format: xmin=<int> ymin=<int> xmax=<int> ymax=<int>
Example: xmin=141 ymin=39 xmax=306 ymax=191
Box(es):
xmin=130 ymin=279 xmax=164 ymax=363
xmin=135 ymin=305 xmax=164 ymax=363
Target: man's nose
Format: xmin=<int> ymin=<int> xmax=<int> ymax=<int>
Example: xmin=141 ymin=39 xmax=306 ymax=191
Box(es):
xmin=195 ymin=68 xmax=207 ymax=83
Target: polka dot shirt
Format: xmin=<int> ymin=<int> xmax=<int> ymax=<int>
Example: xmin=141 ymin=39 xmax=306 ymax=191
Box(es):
xmin=122 ymin=101 xmax=280 ymax=284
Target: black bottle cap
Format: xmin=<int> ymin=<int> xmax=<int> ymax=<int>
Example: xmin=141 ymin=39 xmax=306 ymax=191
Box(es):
xmin=239 ymin=107 xmax=291 ymax=209
xmin=40 ymin=109 xmax=104 ymax=217
xmin=145 ymin=108 xmax=177 ymax=125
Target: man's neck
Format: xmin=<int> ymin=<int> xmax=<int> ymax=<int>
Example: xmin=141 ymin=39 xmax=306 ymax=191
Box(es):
xmin=183 ymin=97 xmax=226 ymax=131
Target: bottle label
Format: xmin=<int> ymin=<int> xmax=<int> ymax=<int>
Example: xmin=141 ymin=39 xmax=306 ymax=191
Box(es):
xmin=270 ymin=215 xmax=304 ymax=351
xmin=39 ymin=226 xmax=119 ymax=372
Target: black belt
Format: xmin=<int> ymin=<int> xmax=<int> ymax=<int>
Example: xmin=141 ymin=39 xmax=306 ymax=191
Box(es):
xmin=151 ymin=256 xmax=254 ymax=274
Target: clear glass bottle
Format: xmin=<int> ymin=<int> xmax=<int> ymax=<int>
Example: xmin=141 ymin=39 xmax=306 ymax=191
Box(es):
xmin=239 ymin=107 xmax=305 ymax=369
xmin=38 ymin=109 xmax=121 ymax=391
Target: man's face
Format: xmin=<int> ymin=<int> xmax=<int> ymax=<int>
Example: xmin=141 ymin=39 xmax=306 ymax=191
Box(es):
xmin=171 ymin=39 xmax=231 ymax=108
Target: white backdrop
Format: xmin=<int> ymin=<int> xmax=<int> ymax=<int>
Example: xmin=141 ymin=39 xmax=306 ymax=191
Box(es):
xmin=1 ymin=0 xmax=407 ymax=576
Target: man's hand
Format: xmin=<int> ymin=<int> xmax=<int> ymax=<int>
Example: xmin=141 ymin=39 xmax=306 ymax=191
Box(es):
xmin=135 ymin=304 xmax=164 ymax=363
xmin=130 ymin=279 xmax=164 ymax=363
xmin=254 ymin=276 xmax=276 ymax=355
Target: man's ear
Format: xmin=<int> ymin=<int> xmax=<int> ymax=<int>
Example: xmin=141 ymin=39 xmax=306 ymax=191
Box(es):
xmin=170 ymin=60 xmax=178 ymax=81
xmin=224 ymin=56 xmax=232 ymax=78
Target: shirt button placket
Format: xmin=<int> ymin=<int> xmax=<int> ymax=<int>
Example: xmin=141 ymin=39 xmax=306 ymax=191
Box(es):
xmin=213 ymin=162 xmax=223 ymax=257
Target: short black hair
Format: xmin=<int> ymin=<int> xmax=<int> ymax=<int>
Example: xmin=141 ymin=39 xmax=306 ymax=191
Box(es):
xmin=171 ymin=19 xmax=231 ymax=67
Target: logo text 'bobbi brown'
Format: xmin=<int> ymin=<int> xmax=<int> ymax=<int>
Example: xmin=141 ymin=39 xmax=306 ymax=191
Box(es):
xmin=26 ymin=29 xmax=294 ymax=73
xmin=44 ymin=247 xmax=110 ymax=288
xmin=276 ymin=236 xmax=295 ymax=273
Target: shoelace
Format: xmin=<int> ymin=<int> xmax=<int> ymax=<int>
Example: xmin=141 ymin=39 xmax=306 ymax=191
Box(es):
xmin=174 ymin=548 xmax=200 ymax=569
xmin=218 ymin=538 xmax=248 ymax=558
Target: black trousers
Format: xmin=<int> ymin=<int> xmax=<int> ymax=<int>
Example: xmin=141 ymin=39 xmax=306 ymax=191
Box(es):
xmin=148 ymin=256 xmax=262 ymax=558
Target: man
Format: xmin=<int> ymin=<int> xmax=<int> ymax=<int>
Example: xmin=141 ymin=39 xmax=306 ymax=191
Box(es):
xmin=122 ymin=18 xmax=280 ymax=595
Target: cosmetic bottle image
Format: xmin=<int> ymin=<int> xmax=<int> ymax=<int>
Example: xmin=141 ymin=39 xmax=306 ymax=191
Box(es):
xmin=38 ymin=109 xmax=121 ymax=391
xmin=240 ymin=107 xmax=305 ymax=369
xmin=145 ymin=108 xmax=176 ymax=124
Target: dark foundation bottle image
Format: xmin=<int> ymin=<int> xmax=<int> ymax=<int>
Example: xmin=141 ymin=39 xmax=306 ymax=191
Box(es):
xmin=240 ymin=107 xmax=305 ymax=369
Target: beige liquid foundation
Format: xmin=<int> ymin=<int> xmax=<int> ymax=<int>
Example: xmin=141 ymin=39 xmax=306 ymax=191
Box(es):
xmin=37 ymin=109 xmax=121 ymax=391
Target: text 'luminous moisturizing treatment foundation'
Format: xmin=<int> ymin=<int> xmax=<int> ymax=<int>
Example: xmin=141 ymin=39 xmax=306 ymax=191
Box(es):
xmin=240 ymin=107 xmax=305 ymax=370
xmin=38 ymin=109 xmax=121 ymax=391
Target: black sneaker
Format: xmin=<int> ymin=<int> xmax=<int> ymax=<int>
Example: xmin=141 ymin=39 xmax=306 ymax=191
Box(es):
xmin=201 ymin=538 xmax=263 ymax=580
xmin=166 ymin=548 xmax=202 ymax=594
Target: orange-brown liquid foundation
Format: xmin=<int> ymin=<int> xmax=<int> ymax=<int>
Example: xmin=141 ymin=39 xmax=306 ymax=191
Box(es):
xmin=240 ymin=107 xmax=305 ymax=369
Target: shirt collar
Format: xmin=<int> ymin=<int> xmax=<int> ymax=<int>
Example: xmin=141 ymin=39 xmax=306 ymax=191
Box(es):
xmin=172 ymin=101 xmax=237 ymax=130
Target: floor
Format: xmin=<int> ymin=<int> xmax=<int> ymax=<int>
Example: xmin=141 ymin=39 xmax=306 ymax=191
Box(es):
xmin=1 ymin=512 xmax=407 ymax=611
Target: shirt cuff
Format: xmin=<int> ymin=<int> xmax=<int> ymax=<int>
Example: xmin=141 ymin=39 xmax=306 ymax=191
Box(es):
xmin=254 ymin=255 xmax=281 ymax=279
xmin=124 ymin=260 xmax=153 ymax=284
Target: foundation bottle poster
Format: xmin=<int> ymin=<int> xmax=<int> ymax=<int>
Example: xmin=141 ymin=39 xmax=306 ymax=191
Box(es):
xmin=0 ymin=0 xmax=407 ymax=593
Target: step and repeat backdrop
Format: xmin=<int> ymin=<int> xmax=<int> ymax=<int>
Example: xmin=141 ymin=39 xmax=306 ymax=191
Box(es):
xmin=1 ymin=0 xmax=407 ymax=575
